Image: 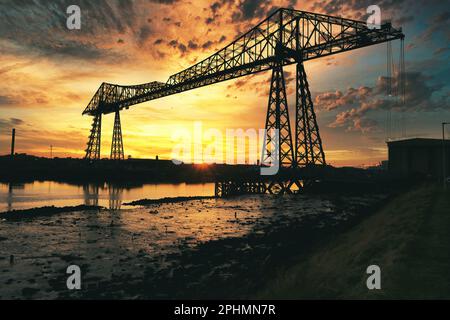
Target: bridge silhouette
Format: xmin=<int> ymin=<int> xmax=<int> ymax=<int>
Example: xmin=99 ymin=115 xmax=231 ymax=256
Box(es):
xmin=82 ymin=8 xmax=404 ymax=195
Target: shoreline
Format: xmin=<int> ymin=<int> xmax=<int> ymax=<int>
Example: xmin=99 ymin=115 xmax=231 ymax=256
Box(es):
xmin=123 ymin=196 xmax=217 ymax=206
xmin=0 ymin=205 xmax=104 ymax=221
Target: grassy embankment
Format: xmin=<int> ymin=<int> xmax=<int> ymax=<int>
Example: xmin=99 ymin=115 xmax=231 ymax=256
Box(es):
xmin=259 ymin=184 xmax=450 ymax=299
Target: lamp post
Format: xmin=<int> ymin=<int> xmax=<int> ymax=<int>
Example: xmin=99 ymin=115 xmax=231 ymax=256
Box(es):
xmin=10 ymin=128 xmax=15 ymax=158
xmin=443 ymin=122 xmax=449 ymax=189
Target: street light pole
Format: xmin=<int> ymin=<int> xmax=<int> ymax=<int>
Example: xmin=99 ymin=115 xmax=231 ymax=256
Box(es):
xmin=443 ymin=122 xmax=449 ymax=189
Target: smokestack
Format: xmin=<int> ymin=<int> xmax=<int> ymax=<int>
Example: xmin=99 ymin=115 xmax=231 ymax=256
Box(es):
xmin=11 ymin=128 xmax=15 ymax=157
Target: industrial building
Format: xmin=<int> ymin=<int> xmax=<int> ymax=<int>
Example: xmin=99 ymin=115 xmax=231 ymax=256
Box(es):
xmin=387 ymin=138 xmax=450 ymax=179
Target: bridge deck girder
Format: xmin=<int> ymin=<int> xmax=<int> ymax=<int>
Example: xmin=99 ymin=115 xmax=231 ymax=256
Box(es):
xmin=82 ymin=8 xmax=403 ymax=116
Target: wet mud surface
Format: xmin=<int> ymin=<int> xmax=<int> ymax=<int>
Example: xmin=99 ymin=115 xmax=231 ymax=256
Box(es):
xmin=0 ymin=193 xmax=388 ymax=299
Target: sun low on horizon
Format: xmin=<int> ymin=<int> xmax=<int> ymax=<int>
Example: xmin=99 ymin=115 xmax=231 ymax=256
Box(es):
xmin=0 ymin=0 xmax=449 ymax=168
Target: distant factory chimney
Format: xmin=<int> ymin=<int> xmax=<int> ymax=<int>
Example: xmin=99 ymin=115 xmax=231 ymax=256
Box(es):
xmin=10 ymin=128 xmax=16 ymax=158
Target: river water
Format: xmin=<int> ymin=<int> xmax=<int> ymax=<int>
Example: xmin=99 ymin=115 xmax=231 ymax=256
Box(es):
xmin=0 ymin=181 xmax=215 ymax=212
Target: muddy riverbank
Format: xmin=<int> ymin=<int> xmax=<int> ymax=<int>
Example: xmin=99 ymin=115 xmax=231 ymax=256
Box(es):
xmin=0 ymin=190 xmax=394 ymax=299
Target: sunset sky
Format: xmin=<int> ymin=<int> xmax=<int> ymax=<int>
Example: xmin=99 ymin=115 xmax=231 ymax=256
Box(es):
xmin=0 ymin=0 xmax=449 ymax=167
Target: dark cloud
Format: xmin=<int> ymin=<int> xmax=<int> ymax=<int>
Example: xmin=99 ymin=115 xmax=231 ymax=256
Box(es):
xmin=241 ymin=0 xmax=267 ymax=19
xmin=168 ymin=40 xmax=179 ymax=47
xmin=319 ymin=71 xmax=450 ymax=132
xmin=0 ymin=95 xmax=18 ymax=106
xmin=10 ymin=118 xmax=25 ymax=125
xmin=41 ymin=40 xmax=113 ymax=60
xmin=0 ymin=0 xmax=185 ymax=61
xmin=0 ymin=0 xmax=139 ymax=61
xmin=188 ymin=40 xmax=199 ymax=50
xmin=230 ymin=0 xmax=272 ymax=22
xmin=417 ymin=11 xmax=450 ymax=43
xmin=315 ymin=87 xmax=374 ymax=111
xmin=309 ymin=0 xmax=429 ymax=28
xmin=137 ymin=25 xmax=153 ymax=45
xmin=205 ymin=0 xmax=235 ymax=25
xmin=434 ymin=47 xmax=450 ymax=56
xmin=0 ymin=90 xmax=52 ymax=108
xmin=395 ymin=15 xmax=414 ymax=25
xmin=0 ymin=118 xmax=25 ymax=131
xmin=163 ymin=39 xmax=190 ymax=56
xmin=178 ymin=43 xmax=187 ymax=53
xmin=0 ymin=62 xmax=34 ymax=75
xmin=0 ymin=0 xmax=139 ymax=36
xmin=227 ymin=73 xmax=270 ymax=97
xmin=209 ymin=0 xmax=235 ymax=16
xmin=211 ymin=2 xmax=222 ymax=15
xmin=161 ymin=34 xmax=228 ymax=57
xmin=202 ymin=40 xmax=214 ymax=49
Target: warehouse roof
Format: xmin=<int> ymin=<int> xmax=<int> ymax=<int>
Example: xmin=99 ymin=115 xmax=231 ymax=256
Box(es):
xmin=387 ymin=138 xmax=450 ymax=147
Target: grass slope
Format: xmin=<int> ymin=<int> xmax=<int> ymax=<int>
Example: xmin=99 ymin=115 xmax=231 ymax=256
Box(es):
xmin=258 ymin=185 xmax=450 ymax=299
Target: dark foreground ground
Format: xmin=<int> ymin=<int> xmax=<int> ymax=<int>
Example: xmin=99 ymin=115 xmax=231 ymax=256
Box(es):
xmin=259 ymin=184 xmax=450 ymax=299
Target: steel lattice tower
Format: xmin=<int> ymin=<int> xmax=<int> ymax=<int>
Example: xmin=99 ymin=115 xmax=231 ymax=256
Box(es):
xmin=110 ymin=110 xmax=125 ymax=160
xmin=85 ymin=114 xmax=102 ymax=160
xmin=262 ymin=63 xmax=295 ymax=168
xmin=295 ymin=63 xmax=326 ymax=166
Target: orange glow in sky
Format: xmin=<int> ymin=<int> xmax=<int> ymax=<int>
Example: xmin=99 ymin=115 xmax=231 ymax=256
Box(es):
xmin=1 ymin=1 xmax=448 ymax=168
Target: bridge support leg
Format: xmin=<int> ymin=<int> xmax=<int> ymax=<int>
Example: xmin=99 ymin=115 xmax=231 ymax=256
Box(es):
xmin=83 ymin=184 xmax=99 ymax=206
xmin=85 ymin=114 xmax=102 ymax=160
xmin=110 ymin=110 xmax=125 ymax=160
xmin=262 ymin=63 xmax=295 ymax=168
xmin=295 ymin=63 xmax=326 ymax=166
xmin=108 ymin=185 xmax=123 ymax=210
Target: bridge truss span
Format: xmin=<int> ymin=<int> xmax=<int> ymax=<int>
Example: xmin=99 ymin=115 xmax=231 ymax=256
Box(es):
xmin=82 ymin=7 xmax=404 ymax=182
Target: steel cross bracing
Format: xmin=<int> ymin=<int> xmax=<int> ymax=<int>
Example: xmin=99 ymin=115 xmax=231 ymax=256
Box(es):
xmin=262 ymin=63 xmax=295 ymax=167
xmin=82 ymin=8 xmax=403 ymax=116
xmin=295 ymin=63 xmax=325 ymax=166
xmin=85 ymin=114 xmax=102 ymax=160
xmin=110 ymin=110 xmax=125 ymax=160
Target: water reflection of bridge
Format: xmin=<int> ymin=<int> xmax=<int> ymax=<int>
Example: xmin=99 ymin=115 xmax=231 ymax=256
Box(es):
xmin=215 ymin=166 xmax=327 ymax=197
xmin=6 ymin=183 xmax=25 ymax=212
xmin=82 ymin=183 xmax=124 ymax=210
